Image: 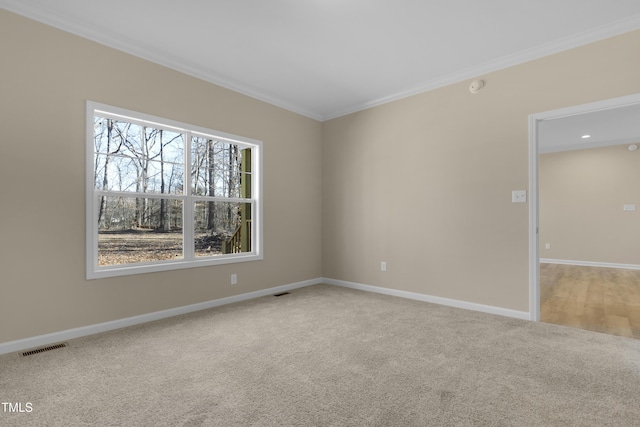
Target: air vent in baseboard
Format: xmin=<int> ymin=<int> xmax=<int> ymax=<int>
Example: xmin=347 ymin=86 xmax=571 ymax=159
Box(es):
xmin=20 ymin=342 xmax=68 ymax=357
xmin=273 ymin=292 xmax=290 ymax=297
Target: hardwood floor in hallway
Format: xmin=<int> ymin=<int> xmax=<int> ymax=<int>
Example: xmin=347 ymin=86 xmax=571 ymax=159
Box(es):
xmin=540 ymin=263 xmax=640 ymax=339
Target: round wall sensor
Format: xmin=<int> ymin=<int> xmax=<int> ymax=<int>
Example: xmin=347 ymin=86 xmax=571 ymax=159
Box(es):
xmin=629 ymin=144 xmax=638 ymax=152
xmin=469 ymin=80 xmax=485 ymax=93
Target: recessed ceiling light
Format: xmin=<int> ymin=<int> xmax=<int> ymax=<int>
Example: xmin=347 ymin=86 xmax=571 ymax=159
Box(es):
xmin=581 ymin=134 xmax=591 ymax=139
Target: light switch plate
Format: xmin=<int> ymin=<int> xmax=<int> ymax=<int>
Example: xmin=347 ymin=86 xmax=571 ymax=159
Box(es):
xmin=512 ymin=190 xmax=527 ymax=203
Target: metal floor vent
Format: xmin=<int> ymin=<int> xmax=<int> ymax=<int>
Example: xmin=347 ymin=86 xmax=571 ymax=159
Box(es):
xmin=273 ymin=292 xmax=290 ymax=297
xmin=20 ymin=342 xmax=68 ymax=357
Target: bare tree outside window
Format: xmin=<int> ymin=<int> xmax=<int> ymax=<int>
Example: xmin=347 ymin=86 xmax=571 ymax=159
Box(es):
xmin=88 ymin=103 xmax=260 ymax=279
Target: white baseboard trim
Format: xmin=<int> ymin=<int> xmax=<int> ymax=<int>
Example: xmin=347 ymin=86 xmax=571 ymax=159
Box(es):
xmin=323 ymin=278 xmax=531 ymax=321
xmin=540 ymin=259 xmax=640 ymax=270
xmin=1 ymin=277 xmax=533 ymax=355
xmin=0 ymin=278 xmax=323 ymax=355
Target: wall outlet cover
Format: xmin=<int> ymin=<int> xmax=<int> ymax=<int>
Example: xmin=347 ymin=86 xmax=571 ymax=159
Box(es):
xmin=512 ymin=190 xmax=527 ymax=203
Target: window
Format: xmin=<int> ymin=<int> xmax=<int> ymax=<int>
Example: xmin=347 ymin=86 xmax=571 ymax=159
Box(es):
xmin=86 ymin=101 xmax=262 ymax=279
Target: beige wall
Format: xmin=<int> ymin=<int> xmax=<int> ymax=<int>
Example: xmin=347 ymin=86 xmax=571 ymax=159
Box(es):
xmin=540 ymin=145 xmax=640 ymax=264
xmin=3 ymin=8 xmax=640 ymax=345
xmin=322 ymin=30 xmax=640 ymax=312
xmin=0 ymin=10 xmax=322 ymax=343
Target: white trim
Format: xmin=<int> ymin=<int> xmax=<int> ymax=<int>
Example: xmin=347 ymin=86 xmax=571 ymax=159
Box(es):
xmin=323 ymin=278 xmax=531 ymax=321
xmin=540 ymin=259 xmax=640 ymax=270
xmin=0 ymin=278 xmax=323 ymax=355
xmin=529 ymin=93 xmax=640 ymax=122
xmin=92 ymin=102 xmax=262 ymax=147
xmin=321 ymin=15 xmax=640 ymax=120
xmin=1 ymin=277 xmax=535 ymax=355
xmin=2 ymin=1 xmax=640 ymax=121
xmin=86 ymin=101 xmax=96 ymax=281
xmin=528 ymin=112 xmax=541 ymax=322
xmin=86 ymin=101 xmax=263 ymax=280
xmin=0 ymin=2 xmax=323 ymax=121
xmin=528 ymin=93 xmax=640 ymax=323
xmin=539 ymin=137 xmax=640 ymax=154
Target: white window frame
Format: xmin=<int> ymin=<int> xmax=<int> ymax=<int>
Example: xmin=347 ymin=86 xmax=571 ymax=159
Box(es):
xmin=86 ymin=101 xmax=263 ymax=279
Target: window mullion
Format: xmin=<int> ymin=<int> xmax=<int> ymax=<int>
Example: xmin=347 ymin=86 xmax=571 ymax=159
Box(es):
xmin=94 ymin=190 xmax=186 ymax=200
xmin=191 ymin=196 xmax=253 ymax=204
xmin=183 ymin=132 xmax=195 ymax=261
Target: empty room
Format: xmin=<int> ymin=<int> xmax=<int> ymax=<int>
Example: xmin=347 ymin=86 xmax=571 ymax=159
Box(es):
xmin=1 ymin=1 xmax=640 ymax=426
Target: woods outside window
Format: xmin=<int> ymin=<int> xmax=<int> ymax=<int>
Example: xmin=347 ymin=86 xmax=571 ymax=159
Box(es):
xmin=86 ymin=101 xmax=262 ymax=279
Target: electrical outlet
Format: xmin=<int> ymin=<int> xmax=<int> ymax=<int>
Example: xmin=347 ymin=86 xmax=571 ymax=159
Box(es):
xmin=231 ymin=274 xmax=237 ymax=285
xmin=381 ymin=261 xmax=387 ymax=272
xmin=512 ymin=190 xmax=527 ymax=203
xmin=545 ymin=243 xmax=550 ymax=249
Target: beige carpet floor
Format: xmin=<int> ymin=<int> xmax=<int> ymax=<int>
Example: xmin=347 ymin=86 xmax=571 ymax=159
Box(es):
xmin=1 ymin=284 xmax=639 ymax=426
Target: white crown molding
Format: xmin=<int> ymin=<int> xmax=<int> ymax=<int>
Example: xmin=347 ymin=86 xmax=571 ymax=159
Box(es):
xmin=2 ymin=1 xmax=640 ymax=121
xmin=540 ymin=137 xmax=640 ymax=154
xmin=0 ymin=1 xmax=324 ymax=121
xmin=323 ymin=14 xmax=640 ymax=121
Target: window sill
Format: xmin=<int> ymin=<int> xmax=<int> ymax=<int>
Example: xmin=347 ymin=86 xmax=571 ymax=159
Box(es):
xmin=87 ymin=252 xmax=263 ymax=280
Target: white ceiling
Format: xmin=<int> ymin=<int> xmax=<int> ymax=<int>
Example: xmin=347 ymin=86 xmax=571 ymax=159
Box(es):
xmin=538 ymin=103 xmax=640 ymax=154
xmin=2 ymin=0 xmax=640 ymax=121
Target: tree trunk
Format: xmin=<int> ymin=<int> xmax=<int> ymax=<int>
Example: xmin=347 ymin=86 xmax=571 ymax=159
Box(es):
xmin=159 ymin=130 xmax=170 ymax=231
xmin=227 ymin=145 xmax=237 ymax=226
xmin=97 ymin=119 xmax=113 ymax=227
xmin=207 ymin=139 xmax=216 ymax=230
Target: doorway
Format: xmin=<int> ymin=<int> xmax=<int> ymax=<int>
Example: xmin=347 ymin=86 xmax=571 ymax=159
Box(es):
xmin=529 ymin=93 xmax=640 ymax=338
